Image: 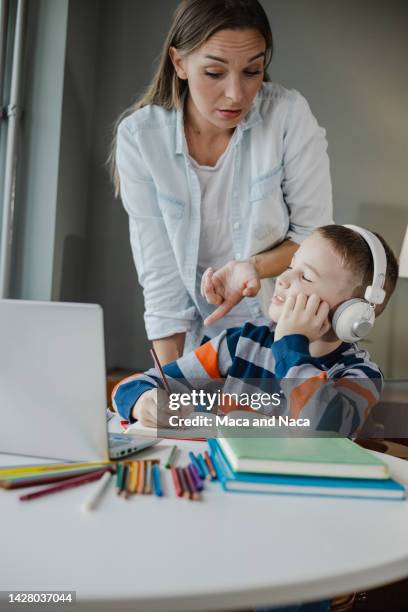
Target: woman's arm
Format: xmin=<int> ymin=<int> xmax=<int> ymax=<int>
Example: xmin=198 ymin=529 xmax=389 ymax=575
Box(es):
xmin=249 ymin=239 xmax=298 ymax=280
xmin=117 ymin=121 xmax=197 ymax=343
xmin=152 ymin=333 xmax=186 ymax=364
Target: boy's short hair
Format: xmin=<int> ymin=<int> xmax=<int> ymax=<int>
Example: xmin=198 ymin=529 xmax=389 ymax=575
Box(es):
xmin=316 ymin=225 xmax=399 ymax=316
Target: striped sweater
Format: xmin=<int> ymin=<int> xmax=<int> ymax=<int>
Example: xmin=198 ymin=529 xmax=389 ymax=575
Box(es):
xmin=112 ymin=322 xmax=383 ymax=436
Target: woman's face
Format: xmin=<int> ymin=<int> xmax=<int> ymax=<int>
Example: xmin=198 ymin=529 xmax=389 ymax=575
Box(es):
xmin=170 ymin=28 xmax=266 ymax=131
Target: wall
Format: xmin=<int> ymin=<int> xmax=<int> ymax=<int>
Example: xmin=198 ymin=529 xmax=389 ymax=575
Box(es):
xmin=267 ymin=0 xmax=408 ymax=377
xmin=61 ymin=0 xmax=408 ymax=376
xmin=83 ymin=0 xmax=180 ymax=371
xmin=11 ymin=0 xmax=69 ymax=300
xmin=53 ymin=0 xmax=101 ymax=303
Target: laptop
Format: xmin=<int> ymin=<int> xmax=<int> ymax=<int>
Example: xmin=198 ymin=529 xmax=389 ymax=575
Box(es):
xmin=0 ymin=299 xmax=158 ymax=461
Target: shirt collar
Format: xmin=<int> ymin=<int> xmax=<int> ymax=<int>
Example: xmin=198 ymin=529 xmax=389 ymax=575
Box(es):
xmin=175 ymin=86 xmax=263 ymax=155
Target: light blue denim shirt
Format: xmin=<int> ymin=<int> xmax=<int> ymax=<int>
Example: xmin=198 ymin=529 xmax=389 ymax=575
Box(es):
xmin=116 ymin=82 xmax=333 ymax=347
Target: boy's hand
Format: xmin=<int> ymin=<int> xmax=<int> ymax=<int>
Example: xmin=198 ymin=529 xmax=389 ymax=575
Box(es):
xmin=274 ymin=294 xmax=331 ymax=342
xmin=132 ymin=388 xmax=193 ymax=428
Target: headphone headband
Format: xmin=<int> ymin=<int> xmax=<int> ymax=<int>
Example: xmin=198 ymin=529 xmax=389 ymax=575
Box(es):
xmin=343 ymin=224 xmax=387 ymax=305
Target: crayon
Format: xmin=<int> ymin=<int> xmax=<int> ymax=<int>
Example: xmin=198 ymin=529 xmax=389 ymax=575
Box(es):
xmin=152 ymin=463 xmax=163 ymax=497
xmin=177 ymin=467 xmax=191 ymax=499
xmin=204 ymin=451 xmax=217 ymax=479
xmin=188 ymin=463 xmax=203 ymax=492
xmin=188 ymin=451 xmax=204 ymax=478
xmin=198 ymin=453 xmax=211 ymax=480
xmin=170 ymin=465 xmax=183 ymax=497
xmin=165 ymin=445 xmax=178 ymax=469
xmin=184 ymin=466 xmax=200 ymax=500
xmin=82 ymin=472 xmax=113 ymax=512
xmin=136 ymin=461 xmax=145 ymax=494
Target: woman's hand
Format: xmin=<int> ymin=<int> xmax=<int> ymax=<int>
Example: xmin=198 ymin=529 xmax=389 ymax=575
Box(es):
xmin=201 ymin=260 xmax=261 ymax=326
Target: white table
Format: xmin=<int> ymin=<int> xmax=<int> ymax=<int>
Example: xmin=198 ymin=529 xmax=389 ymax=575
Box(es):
xmin=1 ymin=441 xmax=408 ymax=612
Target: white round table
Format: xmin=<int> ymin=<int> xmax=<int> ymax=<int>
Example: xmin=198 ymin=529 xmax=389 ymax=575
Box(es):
xmin=1 ymin=441 xmax=408 ymax=611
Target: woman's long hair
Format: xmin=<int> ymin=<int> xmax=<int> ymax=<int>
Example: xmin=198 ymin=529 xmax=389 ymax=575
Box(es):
xmin=109 ymin=0 xmax=273 ymax=196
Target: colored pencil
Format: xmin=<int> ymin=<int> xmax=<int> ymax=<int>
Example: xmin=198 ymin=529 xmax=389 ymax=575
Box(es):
xmin=188 ymin=451 xmax=204 ymax=478
xmin=197 ymin=453 xmax=211 ymax=480
xmin=152 ymin=464 xmax=163 ymax=497
xmin=136 ymin=461 xmax=145 ymax=494
xmin=0 ymin=466 xmax=110 ymax=485
xmin=119 ymin=465 xmax=129 ymax=498
xmin=0 ymin=462 xmax=109 ymax=479
xmin=170 ymin=466 xmax=183 ymax=497
xmin=183 ymin=466 xmax=200 ymax=500
xmin=177 ymin=467 xmax=191 ymax=499
xmin=165 ymin=445 xmax=178 ymax=468
xmin=19 ymin=469 xmax=107 ymax=502
xmin=188 ymin=463 xmax=203 ymax=492
xmin=204 ymin=451 xmax=217 ymax=479
xmin=116 ymin=463 xmax=124 ymax=494
xmin=144 ymin=460 xmax=153 ymax=494
xmin=0 ymin=466 xmax=111 ymax=490
xmin=149 ymin=347 xmax=172 ymax=395
xmin=82 ymin=472 xmax=113 ymax=512
xmin=125 ymin=463 xmax=136 ymax=494
xmin=127 ymin=462 xmax=138 ymax=493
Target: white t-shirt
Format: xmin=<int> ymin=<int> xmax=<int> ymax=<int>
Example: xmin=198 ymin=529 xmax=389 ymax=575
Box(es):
xmin=189 ymin=136 xmax=253 ymax=328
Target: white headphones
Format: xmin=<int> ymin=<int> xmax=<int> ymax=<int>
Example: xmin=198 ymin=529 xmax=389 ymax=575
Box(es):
xmin=332 ymin=225 xmax=387 ymax=342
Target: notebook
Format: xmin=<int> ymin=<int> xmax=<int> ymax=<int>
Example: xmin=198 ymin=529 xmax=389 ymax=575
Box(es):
xmin=209 ymin=440 xmax=406 ymax=500
xmin=217 ymin=436 xmax=390 ymax=479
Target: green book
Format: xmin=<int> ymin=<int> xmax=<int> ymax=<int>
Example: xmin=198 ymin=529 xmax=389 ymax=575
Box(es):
xmin=217 ymin=437 xmax=390 ymax=479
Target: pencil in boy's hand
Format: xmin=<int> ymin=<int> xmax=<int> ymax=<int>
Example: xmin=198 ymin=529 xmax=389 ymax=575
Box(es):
xmin=19 ymin=469 xmax=108 ymax=502
xmin=149 ymin=347 xmax=172 ymax=395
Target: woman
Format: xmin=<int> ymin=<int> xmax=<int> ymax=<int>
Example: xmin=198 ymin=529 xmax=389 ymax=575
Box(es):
xmin=112 ymin=0 xmax=333 ymax=365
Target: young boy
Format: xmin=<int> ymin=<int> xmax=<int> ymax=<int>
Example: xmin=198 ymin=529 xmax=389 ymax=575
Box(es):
xmin=113 ymin=225 xmax=398 ymax=435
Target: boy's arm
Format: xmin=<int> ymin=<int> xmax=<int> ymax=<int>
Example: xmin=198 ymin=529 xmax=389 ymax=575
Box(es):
xmin=272 ymin=293 xmax=382 ymax=435
xmin=272 ymin=334 xmax=383 ymax=436
xmin=112 ymin=327 xmax=241 ymax=422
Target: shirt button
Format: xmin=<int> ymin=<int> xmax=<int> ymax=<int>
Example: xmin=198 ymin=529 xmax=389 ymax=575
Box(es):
xmin=235 ymin=253 xmax=241 ymax=260
xmin=233 ymin=222 xmax=240 ymax=230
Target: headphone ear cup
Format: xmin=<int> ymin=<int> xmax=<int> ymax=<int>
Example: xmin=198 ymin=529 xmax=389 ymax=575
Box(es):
xmin=332 ymin=299 xmax=375 ymax=342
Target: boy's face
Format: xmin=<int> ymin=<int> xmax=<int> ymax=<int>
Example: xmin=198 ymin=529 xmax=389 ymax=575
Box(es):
xmin=268 ymin=232 xmax=359 ymax=324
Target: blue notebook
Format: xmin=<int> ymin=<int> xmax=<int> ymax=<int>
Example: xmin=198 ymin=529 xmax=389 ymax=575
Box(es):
xmin=208 ymin=439 xmax=406 ymax=501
